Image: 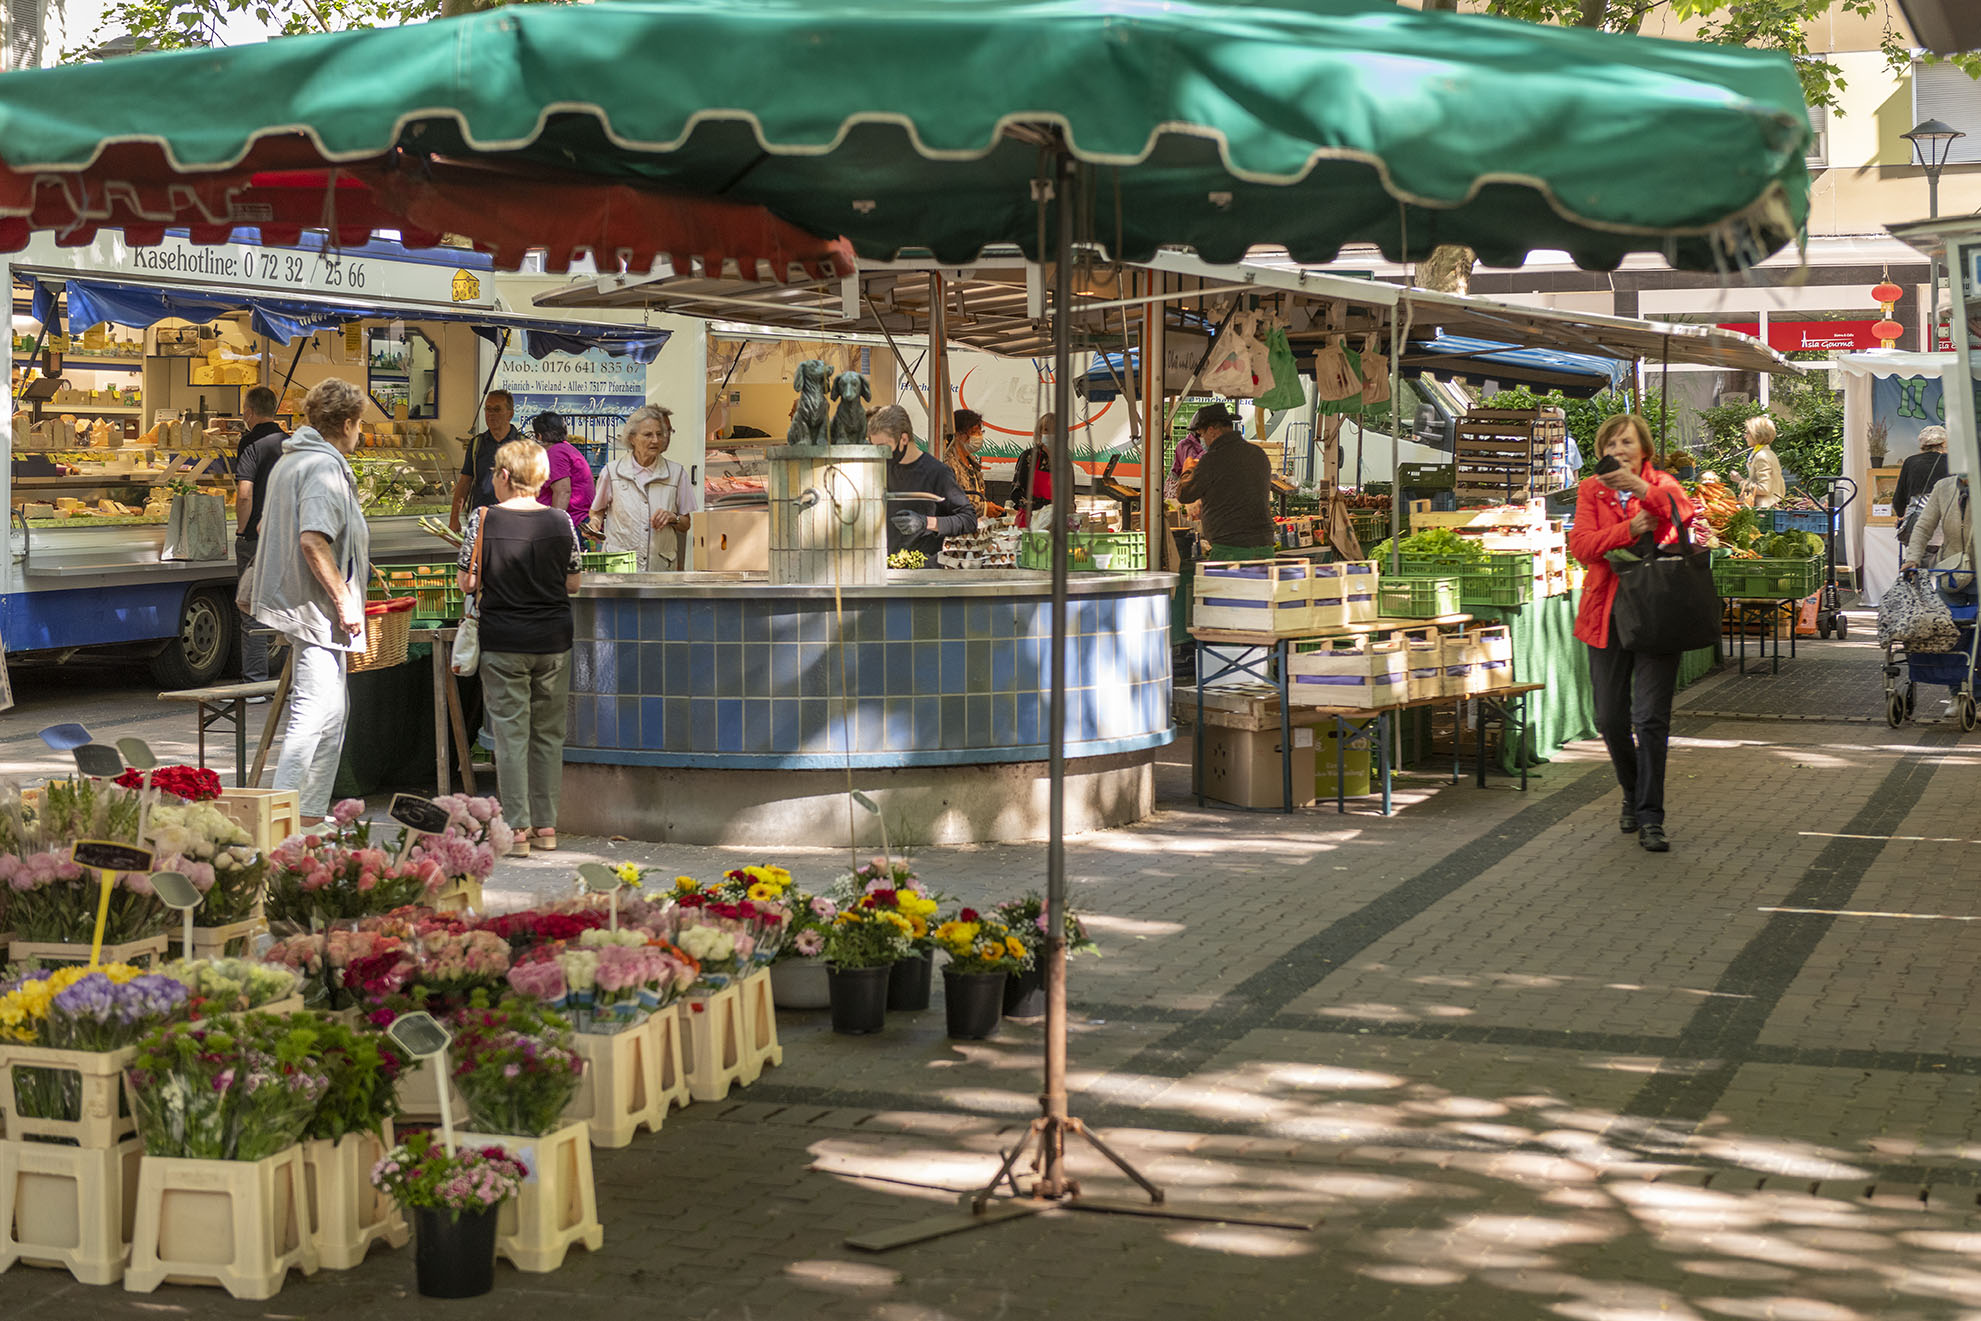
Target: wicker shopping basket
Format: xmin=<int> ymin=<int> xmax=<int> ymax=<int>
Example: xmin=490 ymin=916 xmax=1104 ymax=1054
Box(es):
xmin=351 ymin=596 xmax=416 ymax=672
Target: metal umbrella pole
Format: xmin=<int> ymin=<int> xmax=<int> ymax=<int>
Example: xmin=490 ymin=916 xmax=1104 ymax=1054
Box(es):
xmin=848 ymin=151 xmax=1313 ymax=1252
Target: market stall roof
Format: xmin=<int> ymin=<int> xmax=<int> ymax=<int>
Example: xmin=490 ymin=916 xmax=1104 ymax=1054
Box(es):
xmin=21 ymin=269 xmax=671 ymax=360
xmin=535 ymin=249 xmax=1797 ymax=376
xmin=1395 ymin=336 xmax=1630 ymax=397
xmin=0 ymin=0 xmax=1810 ymax=274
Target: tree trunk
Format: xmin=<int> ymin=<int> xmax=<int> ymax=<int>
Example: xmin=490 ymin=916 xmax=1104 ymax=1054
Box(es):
xmin=1416 ymin=244 xmax=1475 ymax=294
xmin=1577 ymin=0 xmax=1607 ymax=27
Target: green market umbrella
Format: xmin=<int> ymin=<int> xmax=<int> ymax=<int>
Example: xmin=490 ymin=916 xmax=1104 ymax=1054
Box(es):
xmin=0 ymin=0 xmax=1814 ymax=1214
xmin=0 ymin=0 xmax=1810 ymax=271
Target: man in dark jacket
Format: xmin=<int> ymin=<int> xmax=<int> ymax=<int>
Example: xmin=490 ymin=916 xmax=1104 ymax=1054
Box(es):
xmin=871 ymin=404 xmax=977 ymax=561
xmin=233 ymin=385 xmax=289 ymax=682
xmin=1176 ymin=402 xmax=1275 ymax=559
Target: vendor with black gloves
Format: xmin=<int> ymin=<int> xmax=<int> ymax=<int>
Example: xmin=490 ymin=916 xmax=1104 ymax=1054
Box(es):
xmin=871 ymin=404 xmax=977 ymax=561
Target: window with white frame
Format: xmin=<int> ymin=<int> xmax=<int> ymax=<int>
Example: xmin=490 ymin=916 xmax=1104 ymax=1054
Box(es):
xmin=1806 ymin=104 xmax=1828 ymax=167
xmin=3 ymin=0 xmax=42 ymax=71
xmin=1913 ymin=60 xmax=1981 ymax=165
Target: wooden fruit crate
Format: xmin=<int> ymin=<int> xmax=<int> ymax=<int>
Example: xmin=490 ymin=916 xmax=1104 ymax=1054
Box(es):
xmin=213 ymin=788 xmax=302 ymax=854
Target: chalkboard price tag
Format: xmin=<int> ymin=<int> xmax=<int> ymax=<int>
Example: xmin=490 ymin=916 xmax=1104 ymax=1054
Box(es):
xmin=72 ymin=744 xmax=126 ymax=778
xmin=388 ymin=794 xmax=453 ymax=837
xmin=577 ymin=863 xmax=622 ymax=894
xmin=71 ymin=840 xmax=155 ymax=873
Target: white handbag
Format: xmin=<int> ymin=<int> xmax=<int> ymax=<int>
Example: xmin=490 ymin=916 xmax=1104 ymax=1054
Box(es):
xmin=451 ymin=514 xmax=485 ymax=677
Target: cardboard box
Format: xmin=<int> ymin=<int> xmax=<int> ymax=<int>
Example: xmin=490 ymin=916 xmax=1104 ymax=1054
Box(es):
xmin=1200 ymin=724 xmax=1317 ymax=809
xmin=695 ymin=507 xmax=769 ymax=571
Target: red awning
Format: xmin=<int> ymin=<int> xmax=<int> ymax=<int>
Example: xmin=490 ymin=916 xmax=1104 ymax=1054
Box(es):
xmin=0 ymin=146 xmax=854 ymax=281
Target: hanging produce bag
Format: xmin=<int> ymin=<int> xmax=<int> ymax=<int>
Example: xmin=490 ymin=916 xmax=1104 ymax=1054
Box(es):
xmin=1201 ymin=311 xmax=1265 ymax=397
xmin=163 ymin=491 xmax=228 ymax=562
xmin=1312 ymin=335 xmax=1362 ymax=402
xmin=1256 ymin=324 xmax=1306 ymax=411
xmin=1358 ymin=334 xmax=1392 ymax=406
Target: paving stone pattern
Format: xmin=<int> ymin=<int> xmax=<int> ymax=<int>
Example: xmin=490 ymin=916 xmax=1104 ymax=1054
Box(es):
xmin=7 ymin=646 xmax=1981 ymax=1318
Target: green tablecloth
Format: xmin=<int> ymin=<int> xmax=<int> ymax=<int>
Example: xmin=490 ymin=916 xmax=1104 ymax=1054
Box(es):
xmin=1677 ymin=643 xmax=1718 ymax=691
xmin=332 ymin=644 xmax=483 ymax=799
xmin=1479 ymin=591 xmax=1596 ymax=771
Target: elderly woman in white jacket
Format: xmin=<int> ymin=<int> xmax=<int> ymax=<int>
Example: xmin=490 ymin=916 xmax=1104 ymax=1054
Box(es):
xmin=585 ymin=404 xmax=701 ymax=571
xmin=1902 ymin=473 xmax=1975 ymax=598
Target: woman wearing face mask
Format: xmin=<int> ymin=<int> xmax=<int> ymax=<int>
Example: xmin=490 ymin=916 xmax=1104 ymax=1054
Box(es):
xmin=1008 ymin=415 xmax=1056 ymax=529
xmin=586 ymin=404 xmax=700 ymax=570
xmin=1568 ymin=414 xmax=1696 ymax=855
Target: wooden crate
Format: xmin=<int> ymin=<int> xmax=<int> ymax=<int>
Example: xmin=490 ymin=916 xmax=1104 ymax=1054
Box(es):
xmin=1391 ymin=627 xmax=1446 ymax=703
xmin=212 ymin=789 xmax=302 ymax=855
xmin=1286 ymin=637 xmax=1408 ymax=708
xmin=1193 ymin=561 xmax=1315 ymax=635
xmin=1338 ymin=560 xmax=1378 ymax=623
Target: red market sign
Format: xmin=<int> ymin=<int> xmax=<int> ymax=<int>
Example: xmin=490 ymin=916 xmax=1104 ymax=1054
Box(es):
xmin=1717 ymin=320 xmax=1888 ymax=352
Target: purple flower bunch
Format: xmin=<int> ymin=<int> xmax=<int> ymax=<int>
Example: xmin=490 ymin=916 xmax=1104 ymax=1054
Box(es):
xmin=45 ymin=972 xmax=189 ymax=1051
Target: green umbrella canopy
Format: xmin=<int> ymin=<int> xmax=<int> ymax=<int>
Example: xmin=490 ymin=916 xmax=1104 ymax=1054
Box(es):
xmin=0 ymin=0 xmax=1811 ymax=271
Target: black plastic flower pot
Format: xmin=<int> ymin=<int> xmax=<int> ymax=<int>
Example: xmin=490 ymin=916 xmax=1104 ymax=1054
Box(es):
xmin=1002 ymin=963 xmax=1046 ymax=1019
xmin=943 ymin=969 xmax=1006 ymax=1040
xmin=886 ymin=951 xmax=933 ymax=1012
xmin=413 ymin=1204 xmax=498 ymax=1299
xmin=827 ymin=963 xmax=891 ymax=1035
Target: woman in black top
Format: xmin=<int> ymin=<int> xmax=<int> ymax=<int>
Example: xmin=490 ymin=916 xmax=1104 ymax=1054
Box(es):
xmin=458 ymin=440 xmax=583 ymax=857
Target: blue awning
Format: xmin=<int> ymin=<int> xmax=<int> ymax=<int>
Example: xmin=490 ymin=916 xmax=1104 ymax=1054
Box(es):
xmin=1399 ymin=335 xmax=1628 ymax=398
xmin=41 ymin=274 xmax=668 ymax=359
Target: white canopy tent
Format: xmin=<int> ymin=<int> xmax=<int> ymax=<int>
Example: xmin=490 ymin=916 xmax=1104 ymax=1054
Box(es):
xmin=1837 ymin=350 xmax=1961 ymax=601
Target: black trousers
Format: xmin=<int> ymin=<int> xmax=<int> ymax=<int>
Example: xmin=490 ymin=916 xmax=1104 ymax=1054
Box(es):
xmin=1586 ymin=637 xmax=1681 ymax=827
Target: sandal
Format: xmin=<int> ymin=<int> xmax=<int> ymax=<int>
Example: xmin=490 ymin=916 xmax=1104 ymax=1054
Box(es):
xmin=532 ymin=829 xmax=558 ymax=851
xmin=508 ymin=839 xmax=531 ymax=858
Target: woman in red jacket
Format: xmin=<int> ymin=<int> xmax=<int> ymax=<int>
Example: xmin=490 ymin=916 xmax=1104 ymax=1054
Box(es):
xmin=1568 ymin=414 xmax=1696 ymax=854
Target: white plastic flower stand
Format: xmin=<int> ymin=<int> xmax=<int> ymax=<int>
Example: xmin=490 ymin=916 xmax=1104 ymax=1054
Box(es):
xmin=569 ymin=1022 xmax=666 ymax=1149
xmin=740 ymin=970 xmax=784 ymax=1079
xmin=394 ymin=1054 xmax=467 ymax=1121
xmin=0 ymin=1136 xmax=143 ymax=1284
xmin=652 ymin=1002 xmax=691 ymax=1114
xmin=0 ymin=1044 xmax=139 ymax=1148
xmin=301 ymin=1126 xmax=408 ymax=1270
xmin=124 ymin=1147 xmax=319 ymax=1299
xmin=680 ymin=987 xmax=748 ymax=1102
xmin=453 ymin=1123 xmax=602 ymax=1273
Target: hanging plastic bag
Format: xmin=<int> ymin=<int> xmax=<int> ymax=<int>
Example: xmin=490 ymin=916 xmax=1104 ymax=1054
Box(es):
xmin=1201 ymin=311 xmax=1265 ymax=397
xmin=1877 ymin=573 xmax=1960 ymax=652
xmin=1256 ymin=324 xmax=1305 ymax=411
xmin=1311 ymin=335 xmax=1361 ymax=402
xmin=1358 ymin=333 xmax=1391 ymax=407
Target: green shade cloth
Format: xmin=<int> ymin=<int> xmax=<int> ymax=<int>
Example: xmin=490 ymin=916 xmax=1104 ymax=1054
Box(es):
xmin=332 ymin=648 xmax=484 ymax=800
xmin=1677 ymin=644 xmax=1719 ymax=690
xmin=0 ymin=0 xmax=1809 ymax=270
xmin=1484 ymin=592 xmax=1596 ymax=772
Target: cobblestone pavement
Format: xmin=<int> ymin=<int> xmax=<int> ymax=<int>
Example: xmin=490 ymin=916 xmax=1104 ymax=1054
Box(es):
xmin=8 ymin=639 xmax=1981 ymax=1319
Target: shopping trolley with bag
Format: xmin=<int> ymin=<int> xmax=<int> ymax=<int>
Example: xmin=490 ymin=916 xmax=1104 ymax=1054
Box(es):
xmin=1880 ymin=568 xmax=1980 ymax=729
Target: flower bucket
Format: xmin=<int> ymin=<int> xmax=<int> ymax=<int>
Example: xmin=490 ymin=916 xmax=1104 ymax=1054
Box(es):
xmin=1002 ymin=964 xmax=1046 ymax=1020
xmin=412 ymin=1205 xmax=498 ymax=1299
xmin=886 ymin=952 xmax=933 ymax=1012
xmin=768 ymin=957 xmax=831 ymax=1010
xmin=826 ymin=965 xmax=889 ymax=1036
xmin=943 ymin=970 xmax=1006 ymax=1041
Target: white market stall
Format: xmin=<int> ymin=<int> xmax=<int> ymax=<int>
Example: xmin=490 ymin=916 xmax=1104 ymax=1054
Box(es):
xmin=1836 ymin=350 xmax=1959 ymax=601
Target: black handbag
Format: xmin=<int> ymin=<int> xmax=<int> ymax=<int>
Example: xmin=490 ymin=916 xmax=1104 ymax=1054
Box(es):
xmin=1610 ymin=494 xmax=1721 ymax=654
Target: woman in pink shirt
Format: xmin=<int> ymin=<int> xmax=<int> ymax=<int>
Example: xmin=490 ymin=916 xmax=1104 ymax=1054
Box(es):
xmin=530 ymin=412 xmax=595 ymax=533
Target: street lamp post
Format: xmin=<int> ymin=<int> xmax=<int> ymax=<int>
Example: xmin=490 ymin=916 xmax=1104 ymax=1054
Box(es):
xmin=1904 ymin=117 xmax=1965 ymax=349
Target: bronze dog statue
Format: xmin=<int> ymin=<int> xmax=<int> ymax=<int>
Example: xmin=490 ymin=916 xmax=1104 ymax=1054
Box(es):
xmin=829 ymin=371 xmax=872 ymax=446
xmin=787 ymin=359 xmax=833 ymax=447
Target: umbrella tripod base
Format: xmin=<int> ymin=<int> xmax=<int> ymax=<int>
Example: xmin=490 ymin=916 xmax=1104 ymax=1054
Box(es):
xmin=843 ymin=1199 xmax=1049 ymax=1252
xmin=1064 ymin=1197 xmax=1323 ymax=1233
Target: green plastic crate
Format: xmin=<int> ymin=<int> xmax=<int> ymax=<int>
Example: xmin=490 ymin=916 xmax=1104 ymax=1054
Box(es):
xmin=368 ymin=562 xmax=462 ymax=622
xmin=581 ymin=550 xmax=638 ymax=573
xmin=1377 ymin=574 xmax=1461 ymax=619
xmin=1019 ymin=530 xmax=1147 ymax=572
xmin=1392 ymin=552 xmax=1536 ymax=607
xmin=1711 ymin=553 xmax=1820 ymax=600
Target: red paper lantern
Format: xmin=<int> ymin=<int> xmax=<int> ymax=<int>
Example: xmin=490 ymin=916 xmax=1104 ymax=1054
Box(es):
xmin=1873 ymin=281 xmax=1904 ymax=305
xmin=1873 ymin=318 xmax=1905 ymax=341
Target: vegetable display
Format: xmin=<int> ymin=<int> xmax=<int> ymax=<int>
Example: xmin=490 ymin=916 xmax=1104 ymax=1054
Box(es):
xmin=1370 ymin=528 xmax=1488 ymax=562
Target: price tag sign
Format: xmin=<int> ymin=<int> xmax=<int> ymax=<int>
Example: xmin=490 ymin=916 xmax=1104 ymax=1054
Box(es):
xmin=388 ymin=794 xmax=452 ymax=837
xmin=71 ymin=840 xmax=155 ymax=873
xmin=72 ymin=744 xmax=126 ymax=778
xmin=149 ymin=870 xmax=201 ymax=910
xmin=115 ymin=738 xmax=158 ymax=772
xmin=38 ymin=723 xmax=92 ymax=751
xmin=577 ymin=863 xmax=622 ymax=894
xmin=386 ymin=1011 xmax=452 ymax=1060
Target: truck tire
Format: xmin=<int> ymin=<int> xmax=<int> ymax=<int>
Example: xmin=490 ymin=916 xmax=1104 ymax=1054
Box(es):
xmin=150 ymin=587 xmax=236 ymax=689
